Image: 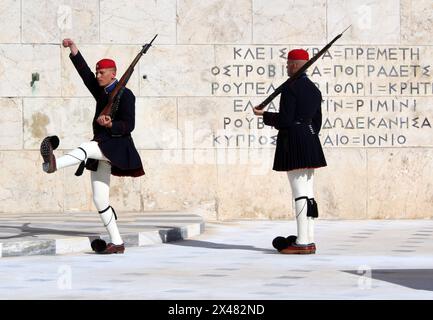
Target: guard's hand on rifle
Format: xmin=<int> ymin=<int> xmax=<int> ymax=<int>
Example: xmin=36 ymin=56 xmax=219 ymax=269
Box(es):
xmin=62 ymin=38 xmax=78 ymax=56
xmin=97 ymin=115 xmax=112 ymax=128
xmin=253 ymin=106 xmax=264 ymax=116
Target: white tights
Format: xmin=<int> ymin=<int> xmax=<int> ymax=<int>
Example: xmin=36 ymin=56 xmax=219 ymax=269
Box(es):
xmin=56 ymin=141 xmax=123 ymax=245
xmin=287 ymin=169 xmax=315 ymax=245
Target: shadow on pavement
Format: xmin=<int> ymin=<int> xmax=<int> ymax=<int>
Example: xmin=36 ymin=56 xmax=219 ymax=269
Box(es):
xmin=167 ymin=239 xmax=276 ymax=254
xmin=0 ymin=223 xmax=98 ymax=239
xmin=343 ymin=269 xmax=433 ymax=291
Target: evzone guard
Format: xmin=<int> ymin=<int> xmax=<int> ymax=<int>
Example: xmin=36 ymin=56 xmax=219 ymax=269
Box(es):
xmin=40 ymin=38 xmax=148 ymax=254
xmin=254 ymin=49 xmax=327 ymax=254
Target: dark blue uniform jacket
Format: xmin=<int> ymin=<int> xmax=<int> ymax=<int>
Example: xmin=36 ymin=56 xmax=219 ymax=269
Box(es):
xmin=70 ymin=51 xmax=144 ymax=177
xmin=262 ymin=73 xmax=327 ymax=171
xmin=263 ymin=73 xmax=322 ymax=132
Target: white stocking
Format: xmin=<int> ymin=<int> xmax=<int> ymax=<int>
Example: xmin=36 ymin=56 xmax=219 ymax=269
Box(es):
xmin=287 ymin=169 xmax=315 ymax=245
xmin=56 ymin=141 xmax=109 ymax=169
xmin=91 ymin=160 xmax=123 ymax=245
xmin=55 ymin=141 xmax=122 ymax=245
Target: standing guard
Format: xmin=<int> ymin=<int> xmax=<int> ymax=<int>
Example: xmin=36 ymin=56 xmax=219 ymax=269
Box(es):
xmin=253 ymin=49 xmax=327 ymax=254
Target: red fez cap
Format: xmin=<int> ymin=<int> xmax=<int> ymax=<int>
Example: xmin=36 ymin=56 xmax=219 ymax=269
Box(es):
xmin=287 ymin=49 xmax=309 ymax=61
xmin=96 ymin=59 xmax=116 ymax=70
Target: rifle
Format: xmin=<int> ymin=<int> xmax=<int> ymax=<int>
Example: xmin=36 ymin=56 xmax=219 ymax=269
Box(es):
xmin=255 ymin=26 xmax=351 ymax=110
xmin=99 ymin=34 xmax=158 ymax=119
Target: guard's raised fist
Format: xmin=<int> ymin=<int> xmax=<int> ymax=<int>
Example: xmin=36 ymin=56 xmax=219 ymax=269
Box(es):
xmin=62 ymin=39 xmax=71 ymax=47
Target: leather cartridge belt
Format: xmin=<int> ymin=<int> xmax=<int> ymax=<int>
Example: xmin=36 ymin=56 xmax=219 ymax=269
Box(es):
xmin=111 ymin=133 xmax=132 ymax=138
xmin=293 ymin=118 xmax=312 ymax=125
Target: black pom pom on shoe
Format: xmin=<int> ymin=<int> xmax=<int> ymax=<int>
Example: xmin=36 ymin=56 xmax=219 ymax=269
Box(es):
xmin=91 ymin=238 xmax=107 ymax=253
xmin=272 ymin=236 xmax=289 ymax=251
xmin=286 ymin=235 xmax=298 ymax=245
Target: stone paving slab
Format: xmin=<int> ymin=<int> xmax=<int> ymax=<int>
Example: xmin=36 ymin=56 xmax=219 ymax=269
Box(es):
xmin=0 ymin=212 xmax=205 ymax=258
xmin=1 ymin=219 xmax=433 ymax=299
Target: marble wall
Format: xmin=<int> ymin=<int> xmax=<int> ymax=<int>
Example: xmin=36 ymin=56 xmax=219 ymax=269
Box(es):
xmin=1 ymin=0 xmax=433 ymax=220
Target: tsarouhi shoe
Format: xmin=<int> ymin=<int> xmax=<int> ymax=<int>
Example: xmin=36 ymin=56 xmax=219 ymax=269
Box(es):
xmin=280 ymin=243 xmax=316 ymax=254
xmin=98 ymin=243 xmax=125 ymax=254
xmin=40 ymin=136 xmax=58 ymax=173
